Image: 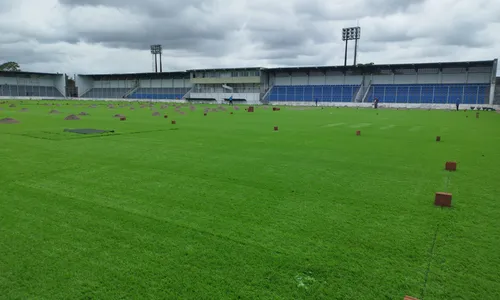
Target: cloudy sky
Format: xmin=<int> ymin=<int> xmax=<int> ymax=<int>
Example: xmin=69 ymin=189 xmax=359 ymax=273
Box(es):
xmin=0 ymin=0 xmax=499 ymax=75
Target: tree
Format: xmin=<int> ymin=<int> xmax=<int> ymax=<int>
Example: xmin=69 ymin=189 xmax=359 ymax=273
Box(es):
xmin=0 ymin=61 xmax=21 ymax=72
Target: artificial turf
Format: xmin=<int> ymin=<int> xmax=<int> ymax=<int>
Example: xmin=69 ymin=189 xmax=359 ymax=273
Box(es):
xmin=0 ymin=101 xmax=499 ymax=300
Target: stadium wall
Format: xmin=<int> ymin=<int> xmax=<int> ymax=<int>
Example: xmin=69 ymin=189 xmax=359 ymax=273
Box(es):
xmin=0 ymin=74 xmax=65 ymax=87
xmin=138 ymin=78 xmax=190 ymax=88
xmin=272 ymin=72 xmax=363 ymax=85
xmin=54 ymin=74 xmax=65 ymax=96
xmin=490 ymin=59 xmax=498 ymax=105
xmin=75 ymin=75 xmax=93 ymax=97
xmin=93 ymin=80 xmax=136 ymax=89
xmin=4 ymin=96 xmax=498 ymax=111
xmin=0 ymin=72 xmax=65 ymax=98
xmin=189 ymin=92 xmax=260 ymax=103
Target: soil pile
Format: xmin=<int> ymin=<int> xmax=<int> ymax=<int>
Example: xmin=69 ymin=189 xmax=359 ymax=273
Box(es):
xmin=64 ymin=114 xmax=80 ymax=120
xmin=0 ymin=118 xmax=19 ymax=124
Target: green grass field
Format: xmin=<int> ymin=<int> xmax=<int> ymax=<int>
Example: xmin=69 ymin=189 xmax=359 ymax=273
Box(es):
xmin=1 ymin=101 xmax=499 ymax=300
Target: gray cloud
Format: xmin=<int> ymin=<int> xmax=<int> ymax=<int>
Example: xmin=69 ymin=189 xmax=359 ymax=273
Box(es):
xmin=0 ymin=0 xmax=498 ymax=74
xmin=0 ymin=43 xmax=65 ymax=65
xmin=58 ymin=0 xmax=205 ymax=18
xmin=294 ymin=0 xmax=426 ymax=21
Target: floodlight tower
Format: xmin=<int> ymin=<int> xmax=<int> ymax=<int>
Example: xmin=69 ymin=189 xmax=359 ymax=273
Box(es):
xmin=150 ymin=44 xmax=163 ymax=73
xmin=342 ymin=27 xmax=361 ymax=66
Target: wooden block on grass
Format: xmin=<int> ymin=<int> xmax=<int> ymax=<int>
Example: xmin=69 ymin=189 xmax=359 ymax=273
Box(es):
xmin=436 ymin=136 xmax=441 ymax=142
xmin=356 ymin=130 xmax=361 ymax=136
xmin=274 ymin=126 xmax=278 ymax=131
xmin=119 ymin=117 xmax=126 ymax=121
xmin=435 ymin=192 xmax=452 ymax=207
xmin=171 ymin=120 xmax=176 ymax=124
xmin=164 ymin=115 xmax=168 ymax=118
xmin=445 ymin=161 xmax=457 ymax=171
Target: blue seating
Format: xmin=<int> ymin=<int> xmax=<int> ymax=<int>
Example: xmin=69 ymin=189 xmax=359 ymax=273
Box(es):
xmin=267 ymin=85 xmax=359 ymax=102
xmin=367 ymin=84 xmax=489 ymax=104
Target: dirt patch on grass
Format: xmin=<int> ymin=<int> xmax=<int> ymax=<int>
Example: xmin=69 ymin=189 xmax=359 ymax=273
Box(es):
xmin=114 ymin=114 xmax=125 ymax=118
xmin=20 ymin=108 xmax=28 ymax=112
xmin=78 ymin=112 xmax=90 ymax=116
xmin=64 ymin=114 xmax=80 ymax=120
xmin=0 ymin=118 xmax=19 ymax=124
xmin=49 ymin=110 xmax=60 ymax=114
xmin=152 ymin=112 xmax=160 ymax=116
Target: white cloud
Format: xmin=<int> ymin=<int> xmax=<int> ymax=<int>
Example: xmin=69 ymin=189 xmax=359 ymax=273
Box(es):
xmin=0 ymin=0 xmax=498 ymax=75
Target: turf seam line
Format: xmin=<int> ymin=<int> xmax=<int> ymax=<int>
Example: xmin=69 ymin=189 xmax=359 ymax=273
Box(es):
xmin=420 ymin=223 xmax=440 ymax=300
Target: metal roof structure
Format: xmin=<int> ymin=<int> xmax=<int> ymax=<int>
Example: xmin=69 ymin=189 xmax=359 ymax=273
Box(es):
xmin=73 ymin=59 xmax=496 ymax=77
xmin=264 ymin=60 xmax=496 ymax=72
xmin=78 ymin=71 xmax=189 ymax=79
xmin=187 ymin=67 xmax=262 ymax=72
xmin=0 ymin=71 xmax=63 ymax=77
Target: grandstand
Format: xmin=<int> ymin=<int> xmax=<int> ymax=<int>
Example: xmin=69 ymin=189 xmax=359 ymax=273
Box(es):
xmin=263 ymin=60 xmax=497 ymax=105
xmin=188 ymin=67 xmax=262 ymax=103
xmin=0 ymin=59 xmax=498 ymax=107
xmin=75 ymin=72 xmax=191 ymax=100
xmin=0 ymin=71 xmax=65 ymax=98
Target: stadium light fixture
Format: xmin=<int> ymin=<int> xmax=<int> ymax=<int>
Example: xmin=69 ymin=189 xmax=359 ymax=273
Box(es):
xmin=342 ymin=27 xmax=361 ymax=66
xmin=150 ymin=44 xmax=163 ymax=73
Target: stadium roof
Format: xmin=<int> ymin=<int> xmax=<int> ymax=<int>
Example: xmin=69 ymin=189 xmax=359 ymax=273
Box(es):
xmin=265 ymin=60 xmax=496 ymax=72
xmin=186 ymin=67 xmax=262 ymax=72
xmin=78 ymin=71 xmax=189 ymax=79
xmin=0 ymin=70 xmax=63 ymax=77
xmin=73 ymin=59 xmax=496 ymax=77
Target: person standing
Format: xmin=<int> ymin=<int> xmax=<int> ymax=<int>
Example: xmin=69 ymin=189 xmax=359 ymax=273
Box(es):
xmin=374 ymin=97 xmax=379 ymax=109
xmin=456 ymin=98 xmax=460 ymax=111
xmin=315 ymin=98 xmax=318 ymax=107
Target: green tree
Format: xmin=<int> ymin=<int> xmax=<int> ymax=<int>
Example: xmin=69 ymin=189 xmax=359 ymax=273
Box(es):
xmin=0 ymin=61 xmax=21 ymax=72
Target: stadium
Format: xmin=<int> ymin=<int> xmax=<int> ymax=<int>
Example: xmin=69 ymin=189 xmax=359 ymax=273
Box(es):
xmin=1 ymin=26 xmax=500 ymax=300
xmin=1 ymin=59 xmax=499 ymax=107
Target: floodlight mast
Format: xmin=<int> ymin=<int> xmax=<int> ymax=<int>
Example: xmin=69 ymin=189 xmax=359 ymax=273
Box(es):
xmin=342 ymin=27 xmax=361 ymax=66
xmin=150 ymin=44 xmax=163 ymax=73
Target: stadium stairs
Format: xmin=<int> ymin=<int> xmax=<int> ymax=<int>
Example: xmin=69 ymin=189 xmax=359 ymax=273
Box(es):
xmin=122 ymin=80 xmax=141 ymax=98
